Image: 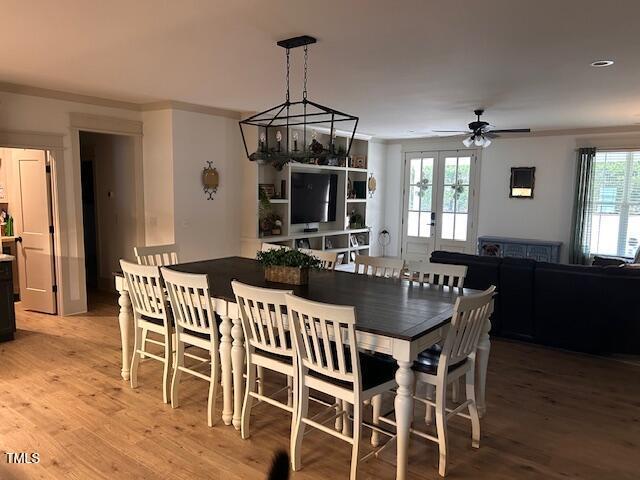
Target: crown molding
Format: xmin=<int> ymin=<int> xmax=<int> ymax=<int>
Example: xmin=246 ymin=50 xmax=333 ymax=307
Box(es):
xmin=141 ymin=100 xmax=241 ymax=119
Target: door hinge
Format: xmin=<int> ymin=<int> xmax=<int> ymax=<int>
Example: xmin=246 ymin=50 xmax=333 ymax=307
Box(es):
xmin=49 ymin=225 xmax=54 ymax=234
xmin=46 ymin=165 xmax=52 ymax=173
xmin=52 ymin=285 xmax=58 ymax=293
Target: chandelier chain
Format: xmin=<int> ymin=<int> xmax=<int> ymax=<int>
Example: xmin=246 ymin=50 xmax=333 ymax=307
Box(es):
xmin=303 ymin=45 xmax=308 ymax=100
xmin=285 ymin=48 xmax=290 ymax=102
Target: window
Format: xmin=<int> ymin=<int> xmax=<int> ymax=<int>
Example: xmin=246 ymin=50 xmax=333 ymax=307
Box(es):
xmin=587 ymin=151 xmax=640 ymax=257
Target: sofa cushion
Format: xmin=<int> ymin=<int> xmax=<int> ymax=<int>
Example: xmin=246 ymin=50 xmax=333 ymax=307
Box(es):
xmin=601 ymin=266 xmax=640 ymax=354
xmin=533 ymin=262 xmax=608 ymax=354
xmin=499 ymin=257 xmax=536 ymax=341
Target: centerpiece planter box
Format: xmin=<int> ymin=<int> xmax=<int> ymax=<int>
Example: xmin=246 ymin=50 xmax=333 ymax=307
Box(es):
xmin=265 ymin=265 xmax=309 ymax=285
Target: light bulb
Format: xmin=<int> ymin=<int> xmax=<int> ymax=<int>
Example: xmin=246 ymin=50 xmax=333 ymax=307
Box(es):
xmin=483 ymin=137 xmax=492 ymax=148
xmin=474 ymin=136 xmax=484 ymax=147
xmin=276 ymin=130 xmax=282 ymax=142
xmin=312 ymin=130 xmax=318 ymax=140
xmin=259 ymin=132 xmax=266 ymax=143
xmin=293 ymin=131 xmax=299 ymax=141
xmin=462 ymin=136 xmax=474 ymax=148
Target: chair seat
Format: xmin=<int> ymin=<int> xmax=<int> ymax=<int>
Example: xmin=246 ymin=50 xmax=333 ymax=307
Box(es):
xmin=413 ymin=344 xmax=467 ymax=375
xmin=142 ymin=312 xmax=222 ymax=340
xmin=309 ymin=351 xmax=397 ymax=391
xmin=251 ymin=331 xmax=294 ymax=364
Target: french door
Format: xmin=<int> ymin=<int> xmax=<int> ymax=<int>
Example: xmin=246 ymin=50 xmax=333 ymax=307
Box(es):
xmin=402 ymin=150 xmax=478 ymax=262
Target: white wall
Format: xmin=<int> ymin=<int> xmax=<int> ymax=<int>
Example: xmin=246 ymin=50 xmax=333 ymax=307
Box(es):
xmin=171 ymin=109 xmax=243 ymax=262
xmin=383 ymin=130 xmax=640 ymax=263
xmin=0 ymin=91 xmax=142 ymax=314
xmin=142 ymin=109 xmax=175 ymax=245
xmin=366 ymin=140 xmax=387 ymax=256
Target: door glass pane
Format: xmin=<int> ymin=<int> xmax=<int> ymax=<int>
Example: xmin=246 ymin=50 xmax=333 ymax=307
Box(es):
xmin=457 ymin=157 xmax=471 ymax=184
xmin=409 ymin=186 xmax=420 ymax=210
xmin=410 ymin=159 xmax=421 ymax=184
xmin=442 ymin=213 xmax=455 ymax=239
xmin=422 ymin=158 xmax=434 ymax=182
xmin=419 ymin=212 xmax=432 ymax=237
xmin=420 ymin=186 xmax=432 ymax=211
xmin=444 ymin=157 xmax=457 ymax=184
xmin=443 ymin=187 xmax=455 ymax=212
xmin=456 ymin=186 xmax=469 ymax=213
xmin=408 ymin=211 xmax=419 ymax=237
xmin=454 ymin=214 xmax=468 ymax=240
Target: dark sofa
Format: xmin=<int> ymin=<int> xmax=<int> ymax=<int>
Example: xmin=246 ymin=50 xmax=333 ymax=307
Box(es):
xmin=430 ymin=250 xmax=640 ymax=355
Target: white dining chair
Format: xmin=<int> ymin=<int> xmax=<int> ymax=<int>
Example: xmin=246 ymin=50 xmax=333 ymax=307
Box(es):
xmin=134 ymin=243 xmax=180 ymax=359
xmin=232 ymin=281 xmax=297 ymax=441
xmin=134 ymin=243 xmax=180 ymax=266
xmin=354 ymin=254 xmax=404 ymax=278
xmin=286 ymin=294 xmax=397 ymax=479
xmin=161 ymin=267 xmax=220 ymax=427
xmin=120 ymin=260 xmax=173 ymax=404
xmin=375 ymin=286 xmax=495 ymax=477
xmin=299 ymin=248 xmax=339 ymax=270
xmin=261 ymin=242 xmax=291 ymax=253
xmin=406 ymin=261 xmax=469 ymax=403
xmin=406 ymin=261 xmax=467 ymax=288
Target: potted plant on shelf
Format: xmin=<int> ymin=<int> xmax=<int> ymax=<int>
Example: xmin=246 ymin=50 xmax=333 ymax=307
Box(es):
xmin=349 ymin=210 xmax=365 ymax=229
xmin=256 ymin=248 xmax=322 ymax=285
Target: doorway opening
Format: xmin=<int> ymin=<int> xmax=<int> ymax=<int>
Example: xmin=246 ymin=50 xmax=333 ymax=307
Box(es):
xmin=0 ymin=147 xmax=57 ymax=314
xmin=78 ymin=131 xmax=138 ymax=307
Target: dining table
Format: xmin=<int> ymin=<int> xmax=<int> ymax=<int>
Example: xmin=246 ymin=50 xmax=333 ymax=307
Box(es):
xmin=114 ymin=256 xmax=493 ymax=480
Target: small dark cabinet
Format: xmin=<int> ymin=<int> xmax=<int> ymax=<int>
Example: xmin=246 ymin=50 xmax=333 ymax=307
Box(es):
xmin=0 ymin=261 xmax=16 ymax=342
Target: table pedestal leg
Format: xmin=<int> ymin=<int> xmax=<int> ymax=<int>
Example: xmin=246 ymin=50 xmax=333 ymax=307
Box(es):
xmin=219 ymin=314 xmax=233 ymax=426
xmin=394 ymin=360 xmax=414 ymax=480
xmin=476 ymin=317 xmax=491 ymax=418
xmin=231 ymin=318 xmax=245 ymax=430
xmin=117 ymin=288 xmax=132 ymax=381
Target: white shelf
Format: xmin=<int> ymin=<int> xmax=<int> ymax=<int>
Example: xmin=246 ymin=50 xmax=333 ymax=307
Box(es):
xmin=260 ymin=227 xmax=370 ymax=243
xmin=269 ymin=198 xmax=289 ymax=204
xmin=347 ymin=167 xmax=368 ymax=173
xmin=288 ymin=163 xmax=347 ymax=172
xmin=346 ymin=198 xmax=367 ymax=203
xmin=324 ymin=247 xmax=350 ymax=253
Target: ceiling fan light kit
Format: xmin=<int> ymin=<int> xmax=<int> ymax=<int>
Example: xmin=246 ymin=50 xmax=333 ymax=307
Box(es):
xmin=434 ymin=108 xmax=531 ymax=149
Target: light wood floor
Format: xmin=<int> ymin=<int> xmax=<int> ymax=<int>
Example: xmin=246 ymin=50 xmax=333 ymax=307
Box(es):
xmin=1 ymin=294 xmax=639 ymax=480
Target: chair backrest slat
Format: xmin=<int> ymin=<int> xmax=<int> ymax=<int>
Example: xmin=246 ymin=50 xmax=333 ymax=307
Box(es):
xmin=232 ymin=281 xmax=294 ymax=358
xmin=354 ymin=254 xmax=404 ymax=278
xmin=286 ymin=294 xmax=360 ymax=386
xmin=406 ymin=261 xmax=467 ymax=288
xmin=120 ymin=260 xmax=167 ymax=320
xmin=299 ymin=248 xmax=339 ymax=270
xmin=439 ymin=286 xmax=495 ymax=371
xmin=260 ymin=242 xmax=291 ymax=253
xmin=135 ymin=243 xmax=180 ymax=266
xmin=161 ymin=268 xmax=218 ymax=341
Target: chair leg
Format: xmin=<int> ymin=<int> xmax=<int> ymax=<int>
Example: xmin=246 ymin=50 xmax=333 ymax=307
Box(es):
xmin=452 ymin=379 xmax=459 ymax=403
xmin=162 ymin=330 xmax=172 ymax=404
xmin=139 ymin=328 xmax=148 ymax=359
xmin=291 ymin=384 xmax=309 ymax=471
xmin=241 ymin=361 xmax=256 ymax=439
xmin=289 ymin=369 xmax=298 ymax=449
xmin=207 ymin=347 xmax=219 ymax=427
xmin=350 ymin=400 xmax=363 ymax=480
xmin=130 ymin=325 xmax=143 ymax=389
xmin=257 ymin=366 xmax=264 ymax=396
xmin=371 ymin=394 xmax=381 ymax=447
xmin=465 ymin=368 xmax=481 ymax=448
xmin=171 ymin=339 xmax=184 ymax=408
xmin=435 ymin=379 xmax=449 ymax=477
xmin=425 ymin=384 xmax=435 ymax=425
xmin=334 ymin=397 xmax=343 ymax=431
xmin=342 ymin=401 xmax=353 ymax=437
xmin=287 ymin=375 xmax=293 ymax=408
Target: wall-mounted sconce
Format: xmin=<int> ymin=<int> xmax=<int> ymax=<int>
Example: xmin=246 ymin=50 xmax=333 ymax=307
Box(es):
xmin=202 ymin=161 xmax=219 ymax=200
xmin=509 ymin=167 xmax=535 ymax=199
xmin=368 ymin=173 xmax=377 ymax=198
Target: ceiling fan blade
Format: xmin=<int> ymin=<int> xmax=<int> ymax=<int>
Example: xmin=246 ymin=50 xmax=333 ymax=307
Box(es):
xmin=489 ymin=128 xmax=531 ymax=134
xmin=485 ymin=132 xmax=499 ymax=139
xmin=431 ymin=130 xmax=470 ymax=133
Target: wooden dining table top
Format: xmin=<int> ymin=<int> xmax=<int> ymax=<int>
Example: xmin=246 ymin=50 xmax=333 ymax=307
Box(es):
xmin=115 ymin=256 xmax=478 ymax=342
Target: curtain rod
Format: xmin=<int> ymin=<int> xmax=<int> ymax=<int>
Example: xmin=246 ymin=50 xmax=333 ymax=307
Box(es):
xmin=576 ymin=147 xmax=640 ymax=152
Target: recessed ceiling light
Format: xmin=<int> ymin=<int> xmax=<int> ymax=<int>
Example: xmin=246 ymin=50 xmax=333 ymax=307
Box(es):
xmin=590 ymin=60 xmax=614 ymax=67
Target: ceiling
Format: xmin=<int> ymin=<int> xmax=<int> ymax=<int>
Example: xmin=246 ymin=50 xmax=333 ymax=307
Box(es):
xmin=2 ymin=0 xmax=640 ymax=138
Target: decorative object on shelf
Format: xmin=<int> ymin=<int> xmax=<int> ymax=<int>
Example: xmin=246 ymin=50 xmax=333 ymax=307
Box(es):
xmin=296 ymin=238 xmax=311 ymax=249
xmin=256 ymin=248 xmax=322 ymax=285
xmin=350 ymin=235 xmax=359 ymax=247
xmin=432 ymin=109 xmax=531 ymax=149
xmin=356 ymin=233 xmax=367 ymax=246
xmin=325 ymin=239 xmax=333 ymax=249
xmin=202 ymin=161 xmax=219 ymax=200
xmin=259 ymin=183 xmax=276 ymax=199
xmin=353 ymin=181 xmax=366 ymax=199
xmin=378 ymin=229 xmax=391 ymax=257
xmin=351 ymin=155 xmax=367 ymax=169
xmin=258 ymin=187 xmax=282 ymax=236
xmin=347 ymin=178 xmax=356 ymax=199
xmin=349 ymin=210 xmax=365 ymax=229
xmin=271 ymin=219 xmax=283 ymax=236
xmin=509 ymin=167 xmax=536 ymax=198
xmin=239 ymin=35 xmax=359 ymax=170
xmin=368 ymin=173 xmax=377 ymax=198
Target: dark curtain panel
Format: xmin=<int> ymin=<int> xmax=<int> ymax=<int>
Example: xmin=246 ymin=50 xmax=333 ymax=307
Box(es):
xmin=569 ymin=147 xmax=596 ymax=264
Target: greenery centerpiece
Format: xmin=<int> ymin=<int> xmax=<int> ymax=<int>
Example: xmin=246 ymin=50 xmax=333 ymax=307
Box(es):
xmin=256 ymin=248 xmax=322 ymax=285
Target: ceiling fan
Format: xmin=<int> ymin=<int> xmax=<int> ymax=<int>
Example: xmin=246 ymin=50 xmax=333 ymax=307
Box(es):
xmin=433 ymin=109 xmax=531 ymax=148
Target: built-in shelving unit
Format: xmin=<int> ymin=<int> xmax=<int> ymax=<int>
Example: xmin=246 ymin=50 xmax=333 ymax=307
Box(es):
xmin=248 ymin=130 xmax=372 ymax=267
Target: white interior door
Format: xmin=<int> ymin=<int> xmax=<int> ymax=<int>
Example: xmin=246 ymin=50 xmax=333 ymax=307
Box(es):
xmin=402 ymin=150 xmax=478 ymax=261
xmin=13 ymin=149 xmax=57 ymax=314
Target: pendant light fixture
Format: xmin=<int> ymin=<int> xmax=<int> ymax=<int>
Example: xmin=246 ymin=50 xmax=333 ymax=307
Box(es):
xmin=239 ymin=36 xmax=359 ymax=170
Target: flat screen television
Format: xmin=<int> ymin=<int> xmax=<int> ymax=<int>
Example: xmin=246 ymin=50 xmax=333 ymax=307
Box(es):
xmin=291 ymin=172 xmax=338 ymax=224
